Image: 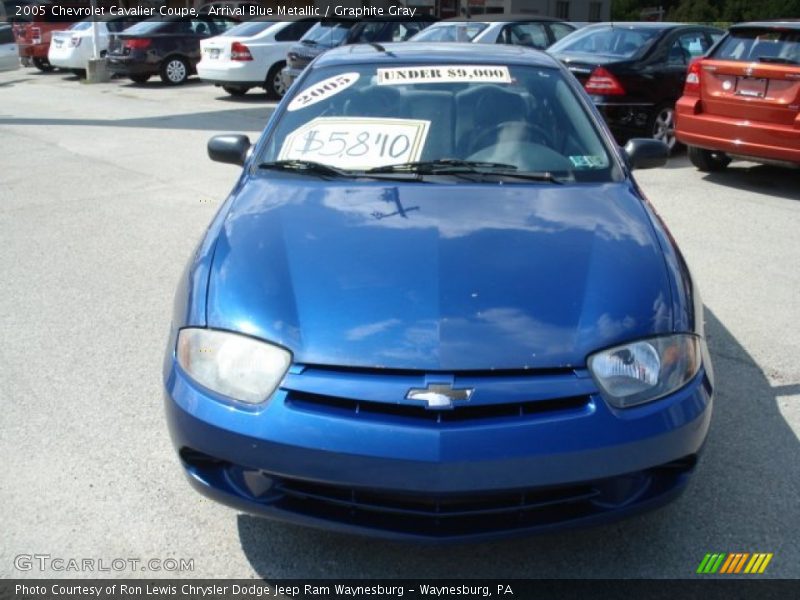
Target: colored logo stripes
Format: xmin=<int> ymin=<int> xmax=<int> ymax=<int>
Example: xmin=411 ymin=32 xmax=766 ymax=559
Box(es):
xmin=697 ymin=553 xmax=773 ymax=574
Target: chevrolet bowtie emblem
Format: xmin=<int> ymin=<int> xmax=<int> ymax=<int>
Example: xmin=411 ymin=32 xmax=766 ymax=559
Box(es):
xmin=405 ymin=383 xmax=474 ymax=410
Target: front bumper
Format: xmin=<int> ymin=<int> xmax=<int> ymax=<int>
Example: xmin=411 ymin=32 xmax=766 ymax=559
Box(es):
xmin=164 ymin=354 xmax=713 ymax=541
xmin=280 ymin=65 xmax=303 ymax=92
xmin=676 ymin=96 xmax=800 ymax=165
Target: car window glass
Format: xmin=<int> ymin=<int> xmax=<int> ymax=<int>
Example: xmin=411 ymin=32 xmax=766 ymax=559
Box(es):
xmin=263 ymin=64 xmax=620 ymax=183
xmin=351 ymin=22 xmax=385 ymax=43
xmin=550 ymin=26 xmax=660 ymax=58
xmin=274 ymin=20 xmax=311 ymax=42
xmin=499 ymin=23 xmax=549 ymax=49
xmin=412 ymin=22 xmax=488 ymax=42
xmin=0 ymin=25 xmax=13 ymax=44
xmin=549 ymin=22 xmax=575 ymax=42
xmin=391 ymin=22 xmax=423 ymax=42
xmin=713 ymin=28 xmax=800 ymax=64
xmin=301 ymin=21 xmax=352 ymax=46
xmin=225 ymin=20 xmax=275 ymax=38
xmin=677 ymin=32 xmax=709 ymax=60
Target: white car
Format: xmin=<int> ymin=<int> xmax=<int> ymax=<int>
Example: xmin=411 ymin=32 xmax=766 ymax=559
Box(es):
xmin=410 ymin=16 xmax=576 ymax=50
xmin=48 ymin=16 xmax=140 ymax=77
xmin=0 ymin=23 xmax=20 ymax=72
xmin=197 ymin=18 xmax=316 ymax=98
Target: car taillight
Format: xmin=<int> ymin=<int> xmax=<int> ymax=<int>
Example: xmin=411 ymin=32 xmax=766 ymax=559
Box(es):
xmin=584 ymin=66 xmax=625 ymax=96
xmin=125 ymin=38 xmax=151 ymax=50
xmin=231 ymin=41 xmax=253 ymax=61
xmin=683 ymin=59 xmax=702 ymax=96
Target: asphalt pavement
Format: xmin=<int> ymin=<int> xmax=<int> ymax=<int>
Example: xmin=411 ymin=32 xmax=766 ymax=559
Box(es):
xmin=1 ymin=68 xmax=798 ymax=579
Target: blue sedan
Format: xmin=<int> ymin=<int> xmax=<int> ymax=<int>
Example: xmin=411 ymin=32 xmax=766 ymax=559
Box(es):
xmin=163 ymin=43 xmax=714 ymax=541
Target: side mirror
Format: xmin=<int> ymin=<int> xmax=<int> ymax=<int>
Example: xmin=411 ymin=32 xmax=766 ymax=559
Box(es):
xmin=207 ymin=134 xmax=251 ymax=166
xmin=623 ymin=138 xmax=669 ymax=170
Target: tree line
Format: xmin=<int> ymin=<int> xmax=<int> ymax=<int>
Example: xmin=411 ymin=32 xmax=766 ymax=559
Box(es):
xmin=612 ymin=0 xmax=800 ymax=22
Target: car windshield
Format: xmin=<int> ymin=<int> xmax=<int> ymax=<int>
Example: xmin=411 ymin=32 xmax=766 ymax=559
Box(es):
xmin=713 ymin=28 xmax=800 ymax=64
xmin=259 ymin=62 xmax=619 ymax=183
xmin=223 ymin=19 xmax=276 ymax=38
xmin=301 ymin=21 xmax=353 ymax=46
xmin=549 ymin=25 xmax=661 ymax=58
xmin=71 ymin=21 xmax=92 ymax=31
xmin=411 ymin=22 xmax=489 ymax=42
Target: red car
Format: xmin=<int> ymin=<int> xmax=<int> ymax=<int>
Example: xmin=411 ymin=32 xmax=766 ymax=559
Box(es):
xmin=676 ymin=21 xmax=800 ymax=171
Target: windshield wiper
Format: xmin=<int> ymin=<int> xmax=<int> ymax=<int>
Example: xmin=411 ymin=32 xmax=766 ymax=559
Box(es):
xmin=367 ymin=159 xmax=564 ymax=183
xmin=257 ymin=160 xmax=352 ymax=178
xmin=368 ymin=159 xmax=519 ymax=173
xmin=757 ymin=56 xmax=800 ymax=65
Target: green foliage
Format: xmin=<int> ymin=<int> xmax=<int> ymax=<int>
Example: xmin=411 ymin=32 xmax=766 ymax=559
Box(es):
xmin=611 ymin=0 xmax=800 ymax=21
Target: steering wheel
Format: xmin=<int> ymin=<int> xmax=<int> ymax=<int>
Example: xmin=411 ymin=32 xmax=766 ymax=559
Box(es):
xmin=468 ymin=121 xmax=555 ymax=156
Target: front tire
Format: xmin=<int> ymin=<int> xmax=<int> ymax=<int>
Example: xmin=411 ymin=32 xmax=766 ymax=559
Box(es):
xmin=223 ymin=85 xmax=249 ymax=96
xmin=160 ymin=56 xmax=189 ymax=85
xmin=129 ymin=73 xmax=150 ymax=84
xmin=71 ymin=68 xmax=86 ymax=79
xmin=32 ymin=57 xmax=54 ymax=72
xmin=265 ymin=61 xmax=287 ymax=99
xmin=688 ymin=146 xmax=731 ymax=172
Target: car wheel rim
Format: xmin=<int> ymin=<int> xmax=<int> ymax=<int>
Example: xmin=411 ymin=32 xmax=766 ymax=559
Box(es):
xmin=166 ymin=60 xmax=186 ymax=83
xmin=273 ymin=72 xmax=286 ymax=97
xmin=653 ymin=108 xmax=676 ymax=149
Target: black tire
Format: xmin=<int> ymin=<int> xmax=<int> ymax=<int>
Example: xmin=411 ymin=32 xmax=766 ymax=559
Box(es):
xmin=71 ymin=68 xmax=86 ymax=79
xmin=32 ymin=57 xmax=54 ymax=72
xmin=688 ymin=146 xmax=731 ymax=172
xmin=223 ymin=85 xmax=249 ymax=97
xmin=159 ymin=56 xmax=189 ymax=85
xmin=129 ymin=73 xmax=150 ymax=84
xmin=648 ymin=104 xmax=678 ymax=153
xmin=265 ymin=61 xmax=287 ymax=99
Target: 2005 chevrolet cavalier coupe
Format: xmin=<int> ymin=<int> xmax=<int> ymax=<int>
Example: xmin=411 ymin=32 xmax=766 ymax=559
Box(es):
xmin=163 ymin=43 xmax=714 ymax=541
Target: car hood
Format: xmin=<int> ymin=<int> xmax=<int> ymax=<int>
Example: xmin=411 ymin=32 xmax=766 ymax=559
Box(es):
xmin=207 ymin=178 xmax=674 ymax=371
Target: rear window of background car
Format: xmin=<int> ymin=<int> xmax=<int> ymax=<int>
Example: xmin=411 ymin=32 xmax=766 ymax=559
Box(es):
xmin=713 ymin=28 xmax=800 ymax=64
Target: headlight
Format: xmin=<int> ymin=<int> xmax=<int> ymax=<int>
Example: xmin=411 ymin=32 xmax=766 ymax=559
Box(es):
xmin=176 ymin=328 xmax=291 ymax=404
xmin=587 ymin=334 xmax=701 ymax=408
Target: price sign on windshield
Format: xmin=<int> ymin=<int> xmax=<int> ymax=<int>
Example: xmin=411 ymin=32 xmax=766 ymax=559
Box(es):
xmin=278 ymin=117 xmax=430 ymax=170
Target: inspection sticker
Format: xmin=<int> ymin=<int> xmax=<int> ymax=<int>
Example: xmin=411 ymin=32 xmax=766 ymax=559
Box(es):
xmin=569 ymin=155 xmax=607 ymax=168
xmin=278 ymin=117 xmax=430 ymax=170
xmin=377 ymin=65 xmax=512 ymax=86
xmin=287 ymin=72 xmax=360 ymax=112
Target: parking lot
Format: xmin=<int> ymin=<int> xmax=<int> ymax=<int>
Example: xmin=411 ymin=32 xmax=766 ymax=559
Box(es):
xmin=1 ymin=67 xmax=799 ymax=579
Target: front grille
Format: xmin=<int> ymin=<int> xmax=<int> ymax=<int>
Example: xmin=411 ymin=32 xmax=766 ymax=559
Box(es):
xmin=281 ymin=365 xmax=596 ymax=425
xmin=287 ymin=390 xmax=589 ymax=423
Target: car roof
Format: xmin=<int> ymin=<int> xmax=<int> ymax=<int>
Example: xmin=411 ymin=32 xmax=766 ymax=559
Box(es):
xmin=582 ymin=21 xmax=687 ymax=30
xmin=731 ymin=21 xmax=800 ymax=30
xmin=316 ymin=42 xmax=561 ymax=68
xmin=441 ymin=14 xmax=566 ymax=23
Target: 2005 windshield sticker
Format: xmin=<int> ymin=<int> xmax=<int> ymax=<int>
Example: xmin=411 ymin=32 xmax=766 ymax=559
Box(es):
xmin=278 ymin=117 xmax=431 ymax=170
xmin=377 ymin=65 xmax=512 ymax=86
xmin=287 ymin=72 xmax=360 ymax=112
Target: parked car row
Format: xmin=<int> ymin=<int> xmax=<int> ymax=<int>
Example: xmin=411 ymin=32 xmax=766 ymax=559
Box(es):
xmin=7 ymin=10 xmax=799 ymax=170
